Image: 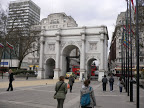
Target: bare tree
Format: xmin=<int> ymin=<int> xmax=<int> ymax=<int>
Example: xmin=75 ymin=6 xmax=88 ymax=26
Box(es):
xmin=0 ymin=6 xmax=7 ymax=64
xmin=0 ymin=5 xmax=40 ymax=69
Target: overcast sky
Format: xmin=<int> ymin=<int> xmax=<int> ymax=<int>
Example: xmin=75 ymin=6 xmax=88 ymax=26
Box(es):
xmin=1 ymin=0 xmax=128 ymax=50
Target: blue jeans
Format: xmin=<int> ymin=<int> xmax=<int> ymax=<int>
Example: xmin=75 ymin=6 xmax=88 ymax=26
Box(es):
xmin=110 ymin=83 xmax=113 ymax=91
xmin=119 ymin=87 xmax=123 ymax=92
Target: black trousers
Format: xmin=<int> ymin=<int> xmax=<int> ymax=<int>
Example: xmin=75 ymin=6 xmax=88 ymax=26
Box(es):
xmin=57 ymin=99 xmax=64 ymax=108
xmin=103 ymin=83 xmax=106 ymax=91
xmin=70 ymin=85 xmax=72 ymax=92
xmin=7 ymin=81 xmax=13 ymax=91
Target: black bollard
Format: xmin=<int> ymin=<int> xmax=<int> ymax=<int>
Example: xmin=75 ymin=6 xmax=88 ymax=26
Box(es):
xmin=125 ymin=78 xmax=127 ymax=92
xmin=130 ymin=80 xmax=133 ymax=102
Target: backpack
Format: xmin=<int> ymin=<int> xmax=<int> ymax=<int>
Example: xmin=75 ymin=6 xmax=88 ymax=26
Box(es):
xmin=109 ymin=78 xmax=114 ymax=83
xmin=102 ymin=78 xmax=107 ymax=83
xmin=80 ymin=87 xmax=92 ymax=106
xmin=72 ymin=78 xmax=75 ymax=83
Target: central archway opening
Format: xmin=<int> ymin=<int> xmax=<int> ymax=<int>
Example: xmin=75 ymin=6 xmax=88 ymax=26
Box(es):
xmin=45 ymin=58 xmax=55 ymax=79
xmin=87 ymin=58 xmax=99 ymax=80
xmin=61 ymin=45 xmax=80 ymax=77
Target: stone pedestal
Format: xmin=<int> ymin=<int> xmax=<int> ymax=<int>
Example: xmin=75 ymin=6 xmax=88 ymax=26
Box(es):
xmin=53 ymin=68 xmax=60 ymax=79
xmin=98 ymin=70 xmax=105 ymax=81
xmin=37 ymin=68 xmax=44 ymax=79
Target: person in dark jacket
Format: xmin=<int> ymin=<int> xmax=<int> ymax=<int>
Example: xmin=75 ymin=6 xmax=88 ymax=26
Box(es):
xmin=55 ymin=76 xmax=67 ymax=108
xmin=109 ymin=74 xmax=114 ymax=92
xmin=26 ymin=73 xmax=29 ymax=80
xmin=68 ymin=75 xmax=75 ymax=93
xmin=102 ymin=75 xmax=108 ymax=91
xmin=80 ymin=79 xmax=96 ymax=108
xmin=7 ymin=69 xmax=14 ymax=91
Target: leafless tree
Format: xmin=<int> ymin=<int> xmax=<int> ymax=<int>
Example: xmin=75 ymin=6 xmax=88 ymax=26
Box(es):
xmin=0 ymin=5 xmax=40 ymax=69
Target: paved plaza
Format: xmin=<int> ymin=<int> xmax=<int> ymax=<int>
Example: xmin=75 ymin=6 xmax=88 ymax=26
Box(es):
xmin=0 ymin=77 xmax=144 ymax=108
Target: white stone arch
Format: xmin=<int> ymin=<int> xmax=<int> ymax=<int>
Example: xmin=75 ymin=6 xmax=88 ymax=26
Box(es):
xmin=60 ymin=43 xmax=81 ymax=76
xmin=37 ymin=26 xmax=109 ymax=81
xmin=60 ymin=41 xmax=82 ymax=55
xmin=45 ymin=58 xmax=55 ymax=79
xmin=86 ymin=55 xmax=100 ymax=66
xmin=44 ymin=55 xmax=56 ymax=63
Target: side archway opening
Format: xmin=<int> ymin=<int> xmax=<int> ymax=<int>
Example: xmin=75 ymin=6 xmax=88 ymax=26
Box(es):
xmin=87 ymin=58 xmax=99 ymax=80
xmin=45 ymin=58 xmax=55 ymax=79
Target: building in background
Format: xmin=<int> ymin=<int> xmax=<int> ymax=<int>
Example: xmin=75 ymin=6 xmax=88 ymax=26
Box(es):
xmin=0 ymin=0 xmax=40 ymax=70
xmin=109 ymin=5 xmax=144 ymax=76
xmin=7 ymin=0 xmax=40 ymax=34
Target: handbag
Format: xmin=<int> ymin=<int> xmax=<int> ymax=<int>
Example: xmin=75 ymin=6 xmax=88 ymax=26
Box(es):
xmin=67 ymin=83 xmax=70 ymax=89
xmin=53 ymin=82 xmax=64 ymax=99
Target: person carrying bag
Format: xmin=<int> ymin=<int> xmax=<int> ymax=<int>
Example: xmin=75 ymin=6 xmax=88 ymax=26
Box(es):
xmin=54 ymin=76 xmax=67 ymax=108
xmin=80 ymin=79 xmax=96 ymax=108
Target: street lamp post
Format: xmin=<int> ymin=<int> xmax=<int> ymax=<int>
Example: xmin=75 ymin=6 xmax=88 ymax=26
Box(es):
xmin=136 ymin=0 xmax=140 ymax=108
xmin=129 ymin=0 xmax=133 ymax=102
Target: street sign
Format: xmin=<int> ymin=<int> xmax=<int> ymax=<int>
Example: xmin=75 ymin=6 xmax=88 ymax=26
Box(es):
xmin=0 ymin=62 xmax=8 ymax=65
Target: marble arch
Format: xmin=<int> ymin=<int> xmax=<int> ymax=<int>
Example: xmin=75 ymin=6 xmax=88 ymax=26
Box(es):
xmin=37 ymin=26 xmax=109 ymax=81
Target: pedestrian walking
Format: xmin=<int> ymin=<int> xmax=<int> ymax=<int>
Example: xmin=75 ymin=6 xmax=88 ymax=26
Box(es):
xmin=26 ymin=73 xmax=29 ymax=80
xmin=68 ymin=75 xmax=75 ymax=92
xmin=80 ymin=79 xmax=96 ymax=108
xmin=109 ymin=74 xmax=114 ymax=92
xmin=87 ymin=74 xmax=91 ymax=80
xmin=6 ymin=69 xmax=14 ymax=91
xmin=82 ymin=73 xmax=85 ymax=82
xmin=54 ymin=76 xmax=67 ymax=108
xmin=118 ymin=77 xmax=124 ymax=93
xmin=102 ymin=75 xmax=108 ymax=91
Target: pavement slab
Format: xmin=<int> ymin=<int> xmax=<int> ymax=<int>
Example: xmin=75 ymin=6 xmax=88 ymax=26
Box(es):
xmin=0 ymin=77 xmax=143 ymax=108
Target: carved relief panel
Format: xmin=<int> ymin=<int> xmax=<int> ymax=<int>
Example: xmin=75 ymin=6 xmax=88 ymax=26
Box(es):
xmin=89 ymin=41 xmax=98 ymax=51
xmin=47 ymin=42 xmax=55 ymax=52
xmin=90 ymin=43 xmax=97 ymax=51
xmin=48 ymin=44 xmax=55 ymax=51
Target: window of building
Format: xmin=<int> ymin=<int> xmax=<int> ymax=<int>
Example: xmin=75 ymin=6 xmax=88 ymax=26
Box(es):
xmin=140 ymin=51 xmax=142 ymax=55
xmin=37 ymin=59 xmax=39 ymax=63
xmin=64 ymin=18 xmax=66 ymax=22
xmin=119 ymin=45 xmax=121 ymax=49
xmin=139 ymin=38 xmax=142 ymax=43
xmin=140 ymin=58 xmax=143 ymax=62
xmin=119 ymin=58 xmax=121 ymax=62
xmin=119 ymin=39 xmax=121 ymax=43
xmin=119 ymin=52 xmax=121 ymax=56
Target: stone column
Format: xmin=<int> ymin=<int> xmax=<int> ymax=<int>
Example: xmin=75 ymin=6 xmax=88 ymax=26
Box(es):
xmin=104 ymin=34 xmax=108 ymax=72
xmin=37 ymin=31 xmax=45 ymax=79
xmin=80 ymin=28 xmax=86 ymax=80
xmin=54 ymin=33 xmax=61 ymax=79
xmin=98 ymin=33 xmax=105 ymax=81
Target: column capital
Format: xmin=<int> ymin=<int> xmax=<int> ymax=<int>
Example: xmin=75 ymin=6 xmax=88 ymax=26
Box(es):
xmin=100 ymin=33 xmax=105 ymax=40
xmin=55 ymin=28 xmax=61 ymax=36
xmin=56 ymin=35 xmax=61 ymax=42
xmin=81 ymin=33 xmax=86 ymax=41
xmin=40 ymin=29 xmax=46 ymax=36
xmin=40 ymin=36 xmax=45 ymax=44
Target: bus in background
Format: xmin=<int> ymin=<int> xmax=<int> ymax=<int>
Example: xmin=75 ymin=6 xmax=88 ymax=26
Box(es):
xmin=91 ymin=65 xmax=97 ymax=76
xmin=72 ymin=65 xmax=80 ymax=76
xmin=72 ymin=65 xmax=97 ymax=76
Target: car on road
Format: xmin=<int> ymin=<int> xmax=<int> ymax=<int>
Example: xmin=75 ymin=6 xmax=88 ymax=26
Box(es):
xmin=65 ymin=72 xmax=77 ymax=79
